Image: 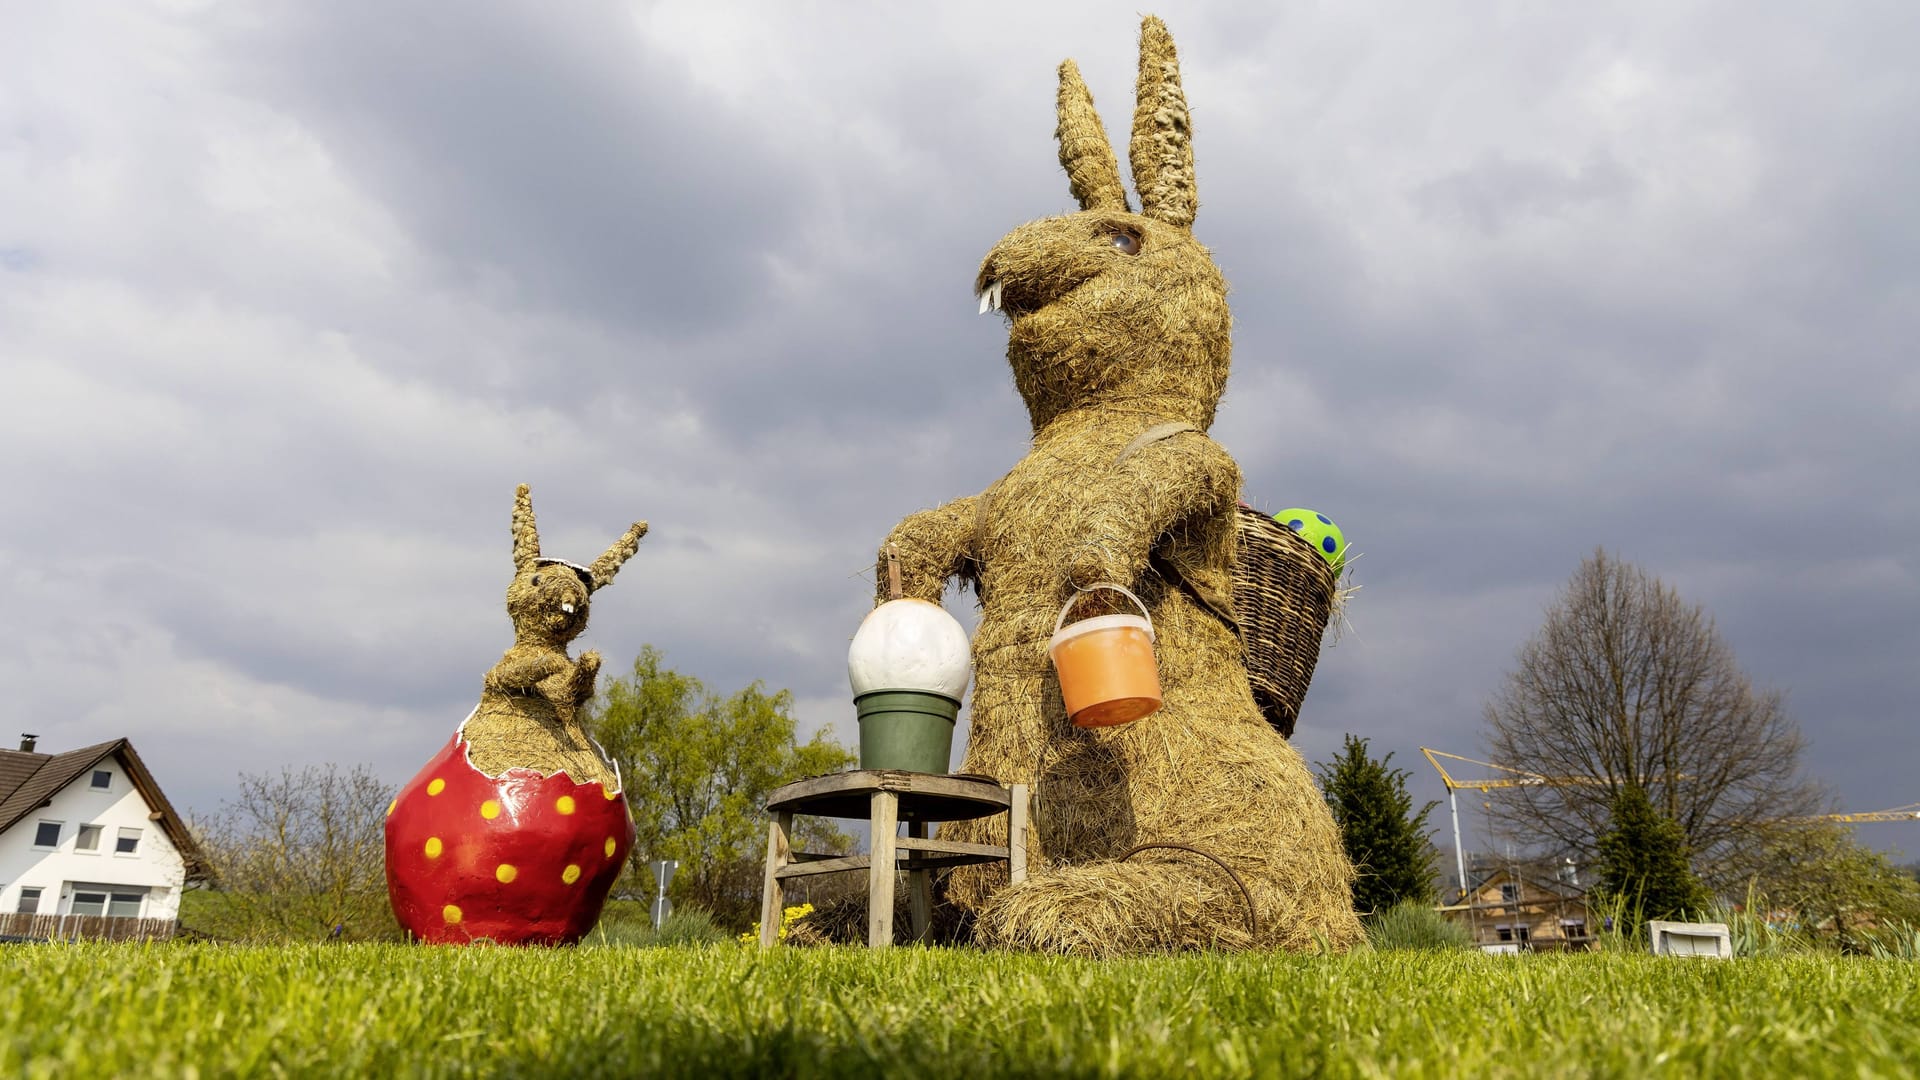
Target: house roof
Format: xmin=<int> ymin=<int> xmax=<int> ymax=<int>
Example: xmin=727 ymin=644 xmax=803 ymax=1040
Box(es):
xmin=0 ymin=739 xmax=210 ymax=880
xmin=1466 ymin=864 xmax=1587 ymax=902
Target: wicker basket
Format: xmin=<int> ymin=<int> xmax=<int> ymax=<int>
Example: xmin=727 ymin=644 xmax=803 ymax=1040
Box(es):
xmin=1231 ymin=506 xmax=1337 ymax=738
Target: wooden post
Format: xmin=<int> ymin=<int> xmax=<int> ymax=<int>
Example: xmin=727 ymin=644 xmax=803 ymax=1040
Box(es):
xmin=1008 ymin=783 xmax=1029 ymax=885
xmin=757 ymin=811 xmax=793 ymax=948
xmin=868 ymin=791 xmax=899 ymax=948
xmin=907 ymin=818 xmax=931 ymax=943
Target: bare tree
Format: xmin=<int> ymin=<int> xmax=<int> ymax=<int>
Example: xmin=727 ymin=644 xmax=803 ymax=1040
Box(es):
xmin=1482 ymin=549 xmax=1819 ymax=889
xmin=194 ymin=764 xmax=399 ymax=941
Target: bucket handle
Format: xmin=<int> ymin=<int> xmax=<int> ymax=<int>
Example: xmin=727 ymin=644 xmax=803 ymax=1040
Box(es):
xmin=1053 ymin=582 xmax=1154 ymax=639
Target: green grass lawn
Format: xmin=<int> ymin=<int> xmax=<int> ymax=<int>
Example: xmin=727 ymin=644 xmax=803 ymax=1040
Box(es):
xmin=3 ymin=942 xmax=1915 ymax=1078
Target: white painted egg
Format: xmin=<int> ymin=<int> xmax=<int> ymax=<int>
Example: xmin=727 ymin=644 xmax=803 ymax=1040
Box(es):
xmin=848 ymin=598 xmax=972 ymax=700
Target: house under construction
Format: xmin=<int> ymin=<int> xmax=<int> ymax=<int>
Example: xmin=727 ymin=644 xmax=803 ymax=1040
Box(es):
xmin=1438 ymin=860 xmax=1594 ymax=952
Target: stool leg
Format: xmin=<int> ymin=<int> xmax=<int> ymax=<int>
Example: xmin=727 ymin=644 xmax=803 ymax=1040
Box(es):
xmin=1009 ymin=783 xmax=1029 ymax=886
xmin=907 ymin=819 xmax=931 ymax=944
xmin=758 ymin=811 xmax=792 ymax=948
xmin=869 ymin=791 xmax=898 ymax=948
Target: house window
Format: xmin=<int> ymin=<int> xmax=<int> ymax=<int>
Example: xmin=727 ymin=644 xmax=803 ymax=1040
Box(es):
xmin=115 ymin=828 xmax=142 ymax=855
xmin=1499 ymin=883 xmax=1520 ymax=903
xmin=76 ymin=824 xmax=103 ymax=852
xmin=90 ymin=769 xmax=112 ymax=791
xmin=33 ymin=821 xmax=61 ymax=848
xmin=1516 ymin=925 xmax=1532 ymax=943
xmin=68 ymin=887 xmax=145 ymax=918
xmin=1496 ymin=926 xmax=1514 ymax=942
xmin=1563 ymin=920 xmax=1588 ymax=939
xmin=15 ymin=887 xmax=42 ymax=914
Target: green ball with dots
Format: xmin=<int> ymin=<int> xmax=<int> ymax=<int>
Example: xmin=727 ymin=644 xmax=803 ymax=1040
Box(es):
xmin=1273 ymin=508 xmax=1346 ymax=577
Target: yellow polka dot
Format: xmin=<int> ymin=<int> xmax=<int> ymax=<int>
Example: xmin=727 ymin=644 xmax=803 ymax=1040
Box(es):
xmin=480 ymin=800 xmax=501 ymax=820
xmin=604 ymin=837 xmax=617 ymax=859
xmin=442 ymin=904 xmax=462 ymax=925
xmin=555 ymin=795 xmax=576 ymax=816
xmin=495 ymin=864 xmax=518 ymax=884
xmin=386 ymin=799 xmax=396 ymax=817
xmin=427 ymin=778 xmax=445 ymax=796
xmin=603 ymin=787 xmax=619 ymax=800
xmin=562 ymin=864 xmax=582 ymax=885
xmin=424 ymin=837 xmax=443 ymax=859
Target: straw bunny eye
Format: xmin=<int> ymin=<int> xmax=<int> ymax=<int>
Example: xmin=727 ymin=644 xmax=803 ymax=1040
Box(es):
xmin=1109 ymin=230 xmax=1142 ymax=256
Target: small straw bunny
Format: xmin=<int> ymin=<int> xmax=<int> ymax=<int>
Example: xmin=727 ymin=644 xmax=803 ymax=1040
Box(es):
xmin=460 ymin=484 xmax=647 ymax=788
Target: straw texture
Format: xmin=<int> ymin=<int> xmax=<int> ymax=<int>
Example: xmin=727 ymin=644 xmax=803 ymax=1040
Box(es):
xmin=1056 ymin=60 xmax=1129 ymax=214
xmin=855 ymin=17 xmax=1361 ymax=956
xmin=462 ymin=484 xmax=648 ymax=788
xmin=1131 ymin=16 xmax=1197 ymax=229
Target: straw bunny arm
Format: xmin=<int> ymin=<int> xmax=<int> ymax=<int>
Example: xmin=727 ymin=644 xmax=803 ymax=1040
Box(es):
xmin=564 ymin=650 xmax=602 ymax=710
xmin=879 ymin=494 xmax=984 ymax=604
xmin=1062 ymin=433 xmax=1240 ymax=589
xmin=484 ymin=649 xmax=571 ymax=694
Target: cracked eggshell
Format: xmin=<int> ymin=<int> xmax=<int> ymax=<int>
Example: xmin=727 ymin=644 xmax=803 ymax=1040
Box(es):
xmin=848 ymin=598 xmax=972 ymax=700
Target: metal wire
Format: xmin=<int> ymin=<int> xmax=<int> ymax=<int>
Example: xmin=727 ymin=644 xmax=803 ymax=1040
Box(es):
xmin=1118 ymin=842 xmax=1258 ymax=942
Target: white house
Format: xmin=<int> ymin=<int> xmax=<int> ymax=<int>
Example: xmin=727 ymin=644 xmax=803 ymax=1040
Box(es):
xmin=0 ymin=734 xmax=208 ymax=938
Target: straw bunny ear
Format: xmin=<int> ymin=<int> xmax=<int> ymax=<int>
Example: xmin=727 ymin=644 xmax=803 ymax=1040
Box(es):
xmin=588 ymin=521 xmax=649 ymax=591
xmin=511 ymin=483 xmax=541 ymax=572
xmin=1129 ymin=16 xmax=1197 ymax=229
xmin=1056 ymin=60 xmax=1130 ymax=213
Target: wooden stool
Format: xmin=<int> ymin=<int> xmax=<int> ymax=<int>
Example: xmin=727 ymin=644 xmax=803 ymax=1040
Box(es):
xmin=758 ymin=770 xmax=1029 ymax=948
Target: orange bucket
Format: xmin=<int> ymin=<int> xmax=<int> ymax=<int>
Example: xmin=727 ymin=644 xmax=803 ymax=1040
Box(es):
xmin=1048 ymin=583 xmax=1163 ymax=727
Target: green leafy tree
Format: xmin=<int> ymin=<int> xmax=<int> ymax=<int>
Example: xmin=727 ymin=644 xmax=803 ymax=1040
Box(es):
xmin=1746 ymin=820 xmax=1920 ymax=945
xmin=1595 ymin=784 xmax=1710 ymax=931
xmin=1317 ymin=735 xmax=1439 ymax=915
xmin=586 ymin=646 xmax=856 ymax=929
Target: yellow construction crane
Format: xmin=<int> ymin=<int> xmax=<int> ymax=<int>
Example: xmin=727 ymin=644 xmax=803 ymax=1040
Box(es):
xmin=1810 ymin=804 xmax=1920 ymax=824
xmin=1419 ymin=748 xmax=1622 ymax=902
xmin=1421 ymin=748 xmax=1916 ymax=899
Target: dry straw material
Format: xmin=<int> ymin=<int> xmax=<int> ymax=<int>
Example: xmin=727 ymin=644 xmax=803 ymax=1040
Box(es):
xmin=461 ymin=484 xmax=647 ymax=788
xmin=836 ymin=16 xmax=1362 ymax=956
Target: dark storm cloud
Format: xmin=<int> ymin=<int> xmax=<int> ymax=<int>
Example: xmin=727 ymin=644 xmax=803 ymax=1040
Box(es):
xmin=217 ymin=2 xmax=801 ymax=342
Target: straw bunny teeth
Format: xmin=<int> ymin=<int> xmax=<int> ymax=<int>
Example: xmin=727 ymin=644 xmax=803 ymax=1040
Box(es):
xmin=560 ymin=603 xmax=575 ymax=614
xmin=976 ymin=279 xmax=1004 ymax=314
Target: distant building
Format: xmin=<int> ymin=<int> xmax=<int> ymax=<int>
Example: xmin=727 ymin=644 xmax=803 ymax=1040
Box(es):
xmin=0 ymin=735 xmax=209 ymax=940
xmin=1439 ymin=863 xmax=1594 ymax=952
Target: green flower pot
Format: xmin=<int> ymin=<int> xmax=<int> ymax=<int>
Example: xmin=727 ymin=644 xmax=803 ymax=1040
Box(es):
xmin=854 ymin=690 xmax=960 ymax=774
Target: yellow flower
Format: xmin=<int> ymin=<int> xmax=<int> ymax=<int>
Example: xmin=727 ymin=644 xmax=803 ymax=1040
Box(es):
xmin=739 ymin=903 xmax=816 ymax=945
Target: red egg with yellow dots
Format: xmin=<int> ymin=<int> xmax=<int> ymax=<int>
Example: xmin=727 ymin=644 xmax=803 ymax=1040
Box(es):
xmin=384 ymin=725 xmax=635 ymax=945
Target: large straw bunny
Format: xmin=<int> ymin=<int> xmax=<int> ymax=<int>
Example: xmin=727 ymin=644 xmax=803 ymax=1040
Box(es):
xmin=877 ymin=18 xmax=1362 ymax=954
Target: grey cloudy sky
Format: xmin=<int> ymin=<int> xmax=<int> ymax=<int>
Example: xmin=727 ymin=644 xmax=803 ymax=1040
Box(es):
xmin=4 ymin=1 xmax=1916 ymax=862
